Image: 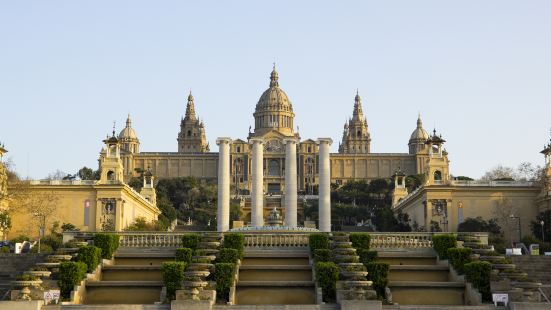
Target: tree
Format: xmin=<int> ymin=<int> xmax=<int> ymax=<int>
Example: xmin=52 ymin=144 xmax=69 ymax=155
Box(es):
xmin=77 ymin=167 xmax=100 ymax=180
xmin=0 ymin=210 xmax=11 ymax=241
xmin=516 ymin=162 xmax=543 ymax=182
xmin=405 ymin=174 xmax=425 ymax=192
xmin=16 ymin=190 xmax=60 ymax=251
xmin=457 ymin=217 xmax=502 ymax=235
xmin=531 ymin=210 xmax=551 ymax=242
xmin=45 ymin=169 xmax=70 ymax=181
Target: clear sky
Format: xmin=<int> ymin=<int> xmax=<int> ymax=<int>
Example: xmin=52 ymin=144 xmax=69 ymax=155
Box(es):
xmin=1 ymin=1 xmax=550 ymax=179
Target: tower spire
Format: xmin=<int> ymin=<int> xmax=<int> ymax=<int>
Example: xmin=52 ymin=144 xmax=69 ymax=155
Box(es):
xmin=270 ymin=64 xmax=279 ymax=87
xmin=185 ymin=91 xmax=197 ymax=120
xmin=126 ymin=114 xmax=132 ymax=127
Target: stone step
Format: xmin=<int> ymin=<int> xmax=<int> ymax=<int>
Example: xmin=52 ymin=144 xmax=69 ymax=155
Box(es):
xmin=114 ymin=256 xmax=174 ymax=266
xmin=101 ymin=267 xmax=163 ymax=282
xmin=86 ymin=281 xmax=163 ymax=287
xmin=239 ymin=269 xmax=312 ymax=282
xmin=234 ymin=287 xmax=316 ymax=305
xmin=237 ymin=281 xmax=315 ymax=287
xmin=388 ymin=265 xmax=450 ymax=282
xmin=215 ymin=305 xmax=338 ymax=310
xmin=47 ymin=305 xmax=169 ymax=310
xmin=388 ymin=281 xmax=465 ymax=306
xmin=240 ymin=265 xmax=311 ymax=270
xmin=383 ymin=306 xmax=501 ymax=310
xmin=244 ymin=251 xmax=309 ymax=258
xmin=241 ymin=257 xmax=310 ymax=266
xmin=83 ymin=286 xmax=163 ymax=304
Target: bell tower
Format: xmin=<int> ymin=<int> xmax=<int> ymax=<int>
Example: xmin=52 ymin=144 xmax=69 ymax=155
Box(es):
xmin=140 ymin=168 xmax=157 ymax=206
xmin=541 ymin=136 xmax=551 ymax=195
xmin=424 ymin=129 xmax=450 ymax=186
xmin=99 ymin=128 xmax=124 ymax=184
xmin=177 ymin=92 xmax=210 ymax=153
xmin=338 ymin=91 xmax=371 ymax=154
xmin=392 ymin=169 xmax=409 ymax=207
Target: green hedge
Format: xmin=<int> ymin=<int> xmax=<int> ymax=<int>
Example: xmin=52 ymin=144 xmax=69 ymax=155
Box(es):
xmin=75 ymin=246 xmax=102 ymax=273
xmin=223 ymin=233 xmax=245 ymax=259
xmin=433 ymin=234 xmax=457 ymax=259
xmin=181 ymin=233 xmax=201 ymax=250
xmin=175 ymin=248 xmax=193 ymax=264
xmin=315 ymin=261 xmax=339 ymax=302
xmin=309 ymin=233 xmax=330 ymax=254
xmin=218 ymin=248 xmax=240 ymax=264
xmin=93 ymin=233 xmax=120 ymax=259
xmin=358 ymin=249 xmax=378 ymax=265
xmin=215 ymin=263 xmax=237 ymax=302
xmin=447 ymin=248 xmax=472 ymax=275
xmin=366 ymin=262 xmax=390 ymax=299
xmin=349 ymin=233 xmax=371 ymax=250
xmin=58 ymin=261 xmax=87 ymax=299
xmin=465 ymin=261 xmax=492 ymax=301
xmin=161 ymin=261 xmax=186 ymax=301
xmin=314 ymin=249 xmax=332 ymax=262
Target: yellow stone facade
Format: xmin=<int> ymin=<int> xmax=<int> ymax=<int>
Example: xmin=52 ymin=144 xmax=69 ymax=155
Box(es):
xmin=116 ymin=67 xmax=447 ymax=195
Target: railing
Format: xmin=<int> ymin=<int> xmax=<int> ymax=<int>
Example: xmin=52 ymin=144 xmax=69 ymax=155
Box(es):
xmin=29 ymin=179 xmax=97 ymax=185
xmin=450 ymin=180 xmax=535 ymax=187
xmin=63 ymin=231 xmax=488 ymax=249
xmin=244 ymin=233 xmax=309 ymax=248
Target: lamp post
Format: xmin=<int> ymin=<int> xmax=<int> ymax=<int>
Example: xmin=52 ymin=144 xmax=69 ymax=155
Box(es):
xmin=509 ymin=214 xmax=521 ymax=246
xmin=541 ymin=220 xmax=545 ymax=243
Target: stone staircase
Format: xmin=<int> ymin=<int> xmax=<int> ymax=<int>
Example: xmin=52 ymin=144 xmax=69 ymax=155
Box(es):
xmin=512 ymin=256 xmax=551 ymax=301
xmin=235 ymin=249 xmax=316 ymax=305
xmin=378 ymin=251 xmax=468 ymax=306
xmin=83 ymin=250 xmax=174 ymax=304
xmin=0 ymin=253 xmax=45 ymax=300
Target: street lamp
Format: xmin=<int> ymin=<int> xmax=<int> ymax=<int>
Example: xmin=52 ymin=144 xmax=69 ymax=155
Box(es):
xmin=541 ymin=220 xmax=545 ymax=242
xmin=509 ymin=214 xmax=522 ymax=246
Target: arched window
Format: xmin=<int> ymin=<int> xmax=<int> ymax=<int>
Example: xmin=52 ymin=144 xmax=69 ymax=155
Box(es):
xmin=187 ymin=130 xmax=191 ymax=137
xmin=434 ymin=170 xmax=442 ymax=181
xmin=357 ymin=130 xmax=361 ymax=137
xmin=107 ymin=170 xmax=115 ymax=181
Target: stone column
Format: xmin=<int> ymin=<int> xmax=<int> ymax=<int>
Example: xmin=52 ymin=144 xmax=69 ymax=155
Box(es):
xmin=250 ymin=138 xmax=264 ymax=227
xmin=216 ymin=138 xmax=232 ymax=232
xmin=283 ymin=138 xmax=298 ymax=227
xmin=317 ymin=138 xmax=333 ymax=232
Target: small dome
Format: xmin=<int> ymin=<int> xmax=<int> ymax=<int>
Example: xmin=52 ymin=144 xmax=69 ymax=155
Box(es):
xmin=255 ymin=66 xmax=293 ymax=113
xmin=118 ymin=115 xmax=138 ymax=140
xmin=409 ymin=115 xmax=429 ymax=141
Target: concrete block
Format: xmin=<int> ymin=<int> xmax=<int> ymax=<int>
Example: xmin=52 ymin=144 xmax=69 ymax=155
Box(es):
xmin=0 ymin=300 xmax=44 ymax=310
xmin=340 ymin=300 xmax=382 ymax=310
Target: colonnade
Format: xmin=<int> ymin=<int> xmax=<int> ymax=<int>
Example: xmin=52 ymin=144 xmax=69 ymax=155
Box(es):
xmin=217 ymin=137 xmax=332 ymax=232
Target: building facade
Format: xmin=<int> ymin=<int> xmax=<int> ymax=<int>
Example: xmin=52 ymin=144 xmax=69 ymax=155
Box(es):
xmin=116 ymin=67 xmax=447 ymax=195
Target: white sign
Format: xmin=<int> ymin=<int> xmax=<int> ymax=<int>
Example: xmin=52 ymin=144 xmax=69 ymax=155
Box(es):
xmin=44 ymin=290 xmax=60 ymax=305
xmin=492 ymin=293 xmax=508 ymax=306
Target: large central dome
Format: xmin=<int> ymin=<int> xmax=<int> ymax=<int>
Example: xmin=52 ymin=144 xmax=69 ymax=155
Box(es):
xmin=252 ymin=66 xmax=295 ymax=137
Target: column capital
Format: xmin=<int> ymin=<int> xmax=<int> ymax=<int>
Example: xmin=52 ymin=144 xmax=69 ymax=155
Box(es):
xmin=283 ymin=137 xmax=299 ymax=145
xmin=249 ymin=137 xmax=264 ymax=145
xmin=216 ymin=137 xmax=232 ymax=145
xmin=316 ymin=138 xmax=333 ymax=146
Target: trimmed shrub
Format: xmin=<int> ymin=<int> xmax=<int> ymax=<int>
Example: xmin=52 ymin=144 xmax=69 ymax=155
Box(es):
xmin=315 ymin=261 xmax=339 ymax=302
xmin=161 ymin=261 xmax=186 ymax=301
xmin=218 ymin=248 xmax=240 ymax=264
xmin=215 ymin=263 xmax=237 ymax=302
xmin=30 ymin=243 xmax=54 ymax=253
xmin=465 ymin=261 xmax=492 ymax=301
xmin=223 ymin=233 xmax=245 ymax=258
xmin=58 ymin=261 xmax=87 ymax=299
xmin=181 ymin=233 xmax=201 ymax=250
xmin=314 ymin=249 xmax=332 ymax=262
xmin=447 ymin=248 xmax=472 ymax=274
xmin=75 ymin=246 xmax=102 ymax=273
xmin=309 ymin=233 xmax=330 ymax=254
xmin=349 ymin=233 xmax=371 ymax=250
xmin=433 ymin=234 xmax=457 ymax=259
xmin=366 ymin=262 xmax=390 ymax=299
xmin=175 ymin=248 xmax=193 ymax=263
xmin=358 ymin=249 xmax=378 ymax=265
xmin=93 ymin=233 xmax=120 ymax=259
xmin=0 ymin=246 xmax=9 ymax=253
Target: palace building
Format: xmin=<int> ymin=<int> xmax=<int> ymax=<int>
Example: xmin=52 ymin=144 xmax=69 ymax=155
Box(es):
xmin=116 ymin=66 xmax=446 ymax=194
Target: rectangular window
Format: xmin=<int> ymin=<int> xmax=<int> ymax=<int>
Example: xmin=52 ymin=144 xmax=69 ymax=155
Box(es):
xmin=84 ymin=200 xmax=90 ymax=226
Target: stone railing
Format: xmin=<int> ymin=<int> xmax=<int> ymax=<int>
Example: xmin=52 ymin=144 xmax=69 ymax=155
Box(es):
xmin=63 ymin=231 xmax=488 ymax=249
xmin=244 ymin=233 xmax=310 ymax=248
xmin=29 ymin=179 xmax=97 ymax=186
xmin=369 ymin=232 xmax=489 ymax=249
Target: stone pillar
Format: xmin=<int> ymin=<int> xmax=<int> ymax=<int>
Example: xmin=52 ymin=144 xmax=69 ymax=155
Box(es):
xmin=317 ymin=138 xmax=333 ymax=232
xmin=250 ymin=138 xmax=264 ymax=227
xmin=283 ymin=138 xmax=298 ymax=227
xmin=216 ymin=138 xmax=232 ymax=232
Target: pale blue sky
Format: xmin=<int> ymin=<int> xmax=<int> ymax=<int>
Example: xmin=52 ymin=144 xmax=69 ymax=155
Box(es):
xmin=1 ymin=1 xmax=550 ymax=179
